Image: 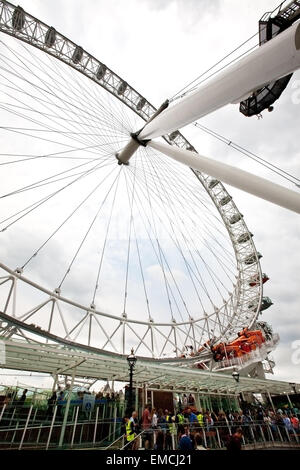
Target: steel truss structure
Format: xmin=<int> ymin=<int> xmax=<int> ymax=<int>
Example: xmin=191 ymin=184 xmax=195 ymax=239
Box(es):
xmin=0 ymin=0 xmax=273 ymax=376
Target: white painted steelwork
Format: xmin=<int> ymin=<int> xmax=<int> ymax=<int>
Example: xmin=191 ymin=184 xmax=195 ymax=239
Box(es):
xmin=139 ymin=21 xmax=300 ymax=140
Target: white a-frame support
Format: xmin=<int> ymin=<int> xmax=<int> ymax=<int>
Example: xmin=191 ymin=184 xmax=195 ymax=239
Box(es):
xmin=148 ymin=140 xmax=300 ymax=214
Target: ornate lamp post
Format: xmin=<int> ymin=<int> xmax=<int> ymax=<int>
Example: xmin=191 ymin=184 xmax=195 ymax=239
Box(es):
xmin=126 ymin=348 xmax=137 ymax=415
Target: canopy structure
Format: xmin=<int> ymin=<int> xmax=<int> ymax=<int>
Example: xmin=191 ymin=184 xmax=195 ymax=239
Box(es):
xmin=1 ymin=336 xmax=299 ymax=396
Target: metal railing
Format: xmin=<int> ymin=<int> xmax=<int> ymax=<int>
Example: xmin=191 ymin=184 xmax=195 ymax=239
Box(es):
xmin=1 ymin=401 xmax=299 ymax=450
xmin=0 ymin=402 xmax=124 ymax=450
xmin=116 ymin=421 xmax=300 ymax=451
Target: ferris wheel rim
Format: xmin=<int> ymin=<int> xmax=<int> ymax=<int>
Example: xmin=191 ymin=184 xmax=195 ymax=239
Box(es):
xmin=0 ymin=0 xmax=263 ymax=357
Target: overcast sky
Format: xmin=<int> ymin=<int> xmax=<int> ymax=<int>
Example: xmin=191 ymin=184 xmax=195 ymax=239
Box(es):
xmin=0 ymin=0 xmax=299 ymax=392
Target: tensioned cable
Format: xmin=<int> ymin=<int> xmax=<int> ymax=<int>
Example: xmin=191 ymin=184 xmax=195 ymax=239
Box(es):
xmin=129 ymin=155 xmax=177 ymax=323
xmin=57 ymin=166 xmax=122 ymax=289
xmin=140 ymin=146 xmax=237 ymax=263
xmin=0 ymin=39 xmax=131 ymax=140
xmin=133 ymin=148 xmax=235 ymax=241
xmin=169 ymin=0 xmax=287 ymax=102
xmin=193 ymin=122 xmax=300 ymax=186
xmin=129 ymin=166 xmax=237 ymax=288
xmin=131 ymin=149 xmax=237 ymax=276
xmin=0 ymin=156 xmax=115 ymax=231
xmin=0 ymin=82 xmax=129 ymax=149
xmin=140 ymin=146 xmax=236 ymax=288
xmin=0 ymin=45 xmax=135 ymax=171
xmin=0 ymin=102 xmax=125 ymax=160
xmin=148 ymin=150 xmax=241 ymax=271
xmin=0 ymin=33 xmax=139 ymax=165
xmin=0 ymin=142 xmax=118 ymax=199
xmin=141 ymin=147 xmax=213 ymax=310
xmin=0 ymin=64 xmax=129 ymax=162
xmin=33 ymin=39 xmax=133 ymax=136
xmin=91 ymin=166 xmax=122 ymax=305
xmin=171 ymin=43 xmax=258 ymax=102
xmin=20 ymin=163 xmax=119 ymax=270
xmin=130 ymin=152 xmax=237 ymax=307
xmin=122 ymin=157 xmax=137 ymax=315
xmin=123 ymin=169 xmax=152 ymax=321
xmin=125 ymin=163 xmax=188 ymax=326
xmin=170 ymin=34 xmax=260 ymax=102
xmin=0 ymin=137 xmax=123 ymax=167
xmin=130 ymin=151 xmax=201 ymax=323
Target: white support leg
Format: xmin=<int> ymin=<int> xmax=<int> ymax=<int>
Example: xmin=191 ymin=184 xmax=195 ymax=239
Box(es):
xmin=148 ymin=140 xmax=300 ymax=214
xmin=140 ymin=22 xmax=300 ymax=140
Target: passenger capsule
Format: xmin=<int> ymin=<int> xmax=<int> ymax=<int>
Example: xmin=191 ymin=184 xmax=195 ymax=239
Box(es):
xmin=12 ymin=6 xmax=25 ymax=31
xmin=237 ymin=232 xmax=253 ymax=244
xmin=220 ymin=195 xmax=232 ymax=206
xmin=249 ymin=273 xmax=269 ymax=287
xmin=186 ymin=145 xmax=196 ymax=152
xmin=96 ymin=64 xmax=107 ymax=81
xmin=72 ymin=46 xmax=83 ymax=64
xmin=45 ymin=27 xmax=56 ymax=48
xmin=169 ymin=131 xmax=180 ymax=141
xmin=244 ymin=252 xmax=262 ymax=265
xmin=260 ymin=297 xmax=273 ymax=311
xmin=208 ymin=179 xmax=219 ymax=189
xmin=229 ymin=213 xmax=243 ymax=225
xmin=137 ymin=97 xmax=146 ymax=111
xmin=117 ymin=81 xmax=128 ymax=96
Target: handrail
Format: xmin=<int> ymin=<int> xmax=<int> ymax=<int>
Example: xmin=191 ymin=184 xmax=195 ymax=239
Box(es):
xmin=104 ymin=434 xmax=124 ymax=450
xmin=120 ymin=429 xmax=146 ymax=450
xmin=0 ymin=411 xmax=299 ymax=450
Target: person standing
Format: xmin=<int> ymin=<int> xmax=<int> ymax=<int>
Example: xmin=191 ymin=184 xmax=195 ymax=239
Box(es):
xmin=151 ymin=408 xmax=158 ymax=429
xmin=188 ymin=394 xmax=195 ymax=407
xmin=182 ymin=394 xmax=188 ymax=407
xmin=195 ymin=433 xmax=208 ymax=450
xmin=141 ymin=404 xmax=152 ymax=449
xmin=17 ymin=389 xmax=28 ymax=418
xmin=187 ymin=407 xmax=198 ymax=430
xmin=124 ymin=416 xmax=135 ymax=450
xmin=18 ymin=389 xmax=28 ymax=406
xmin=291 ymin=414 xmax=299 ymax=431
xmin=130 ymin=410 xmax=139 ymax=450
xmin=176 ymin=410 xmax=185 ymax=426
xmin=46 ymin=391 xmax=57 ymax=420
xmin=178 ymin=426 xmax=193 ymax=451
xmin=226 ymin=428 xmax=243 ymax=451
xmin=56 ymin=391 xmax=64 ymax=420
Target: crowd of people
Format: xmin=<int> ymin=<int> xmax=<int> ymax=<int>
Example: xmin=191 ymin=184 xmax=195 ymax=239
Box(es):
xmin=122 ymin=403 xmax=300 ymax=451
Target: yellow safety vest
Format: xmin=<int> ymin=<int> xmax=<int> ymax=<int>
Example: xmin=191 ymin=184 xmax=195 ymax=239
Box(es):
xmin=166 ymin=415 xmax=172 ymax=429
xmin=126 ymin=421 xmax=135 ymax=441
xmin=197 ymin=413 xmax=204 ymax=426
xmin=177 ymin=413 xmax=185 ymax=424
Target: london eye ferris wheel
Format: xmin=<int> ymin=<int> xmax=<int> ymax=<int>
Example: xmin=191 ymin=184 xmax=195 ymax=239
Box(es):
xmin=0 ymin=0 xmax=299 ymax=373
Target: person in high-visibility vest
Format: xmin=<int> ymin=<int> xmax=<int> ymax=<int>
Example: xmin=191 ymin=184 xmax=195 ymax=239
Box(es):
xmin=196 ymin=410 xmax=204 ymax=428
xmin=176 ymin=411 xmax=185 ymax=425
xmin=165 ymin=411 xmax=172 ymax=430
xmin=124 ymin=416 xmax=135 ymax=449
xmin=166 ymin=412 xmax=177 ymax=434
